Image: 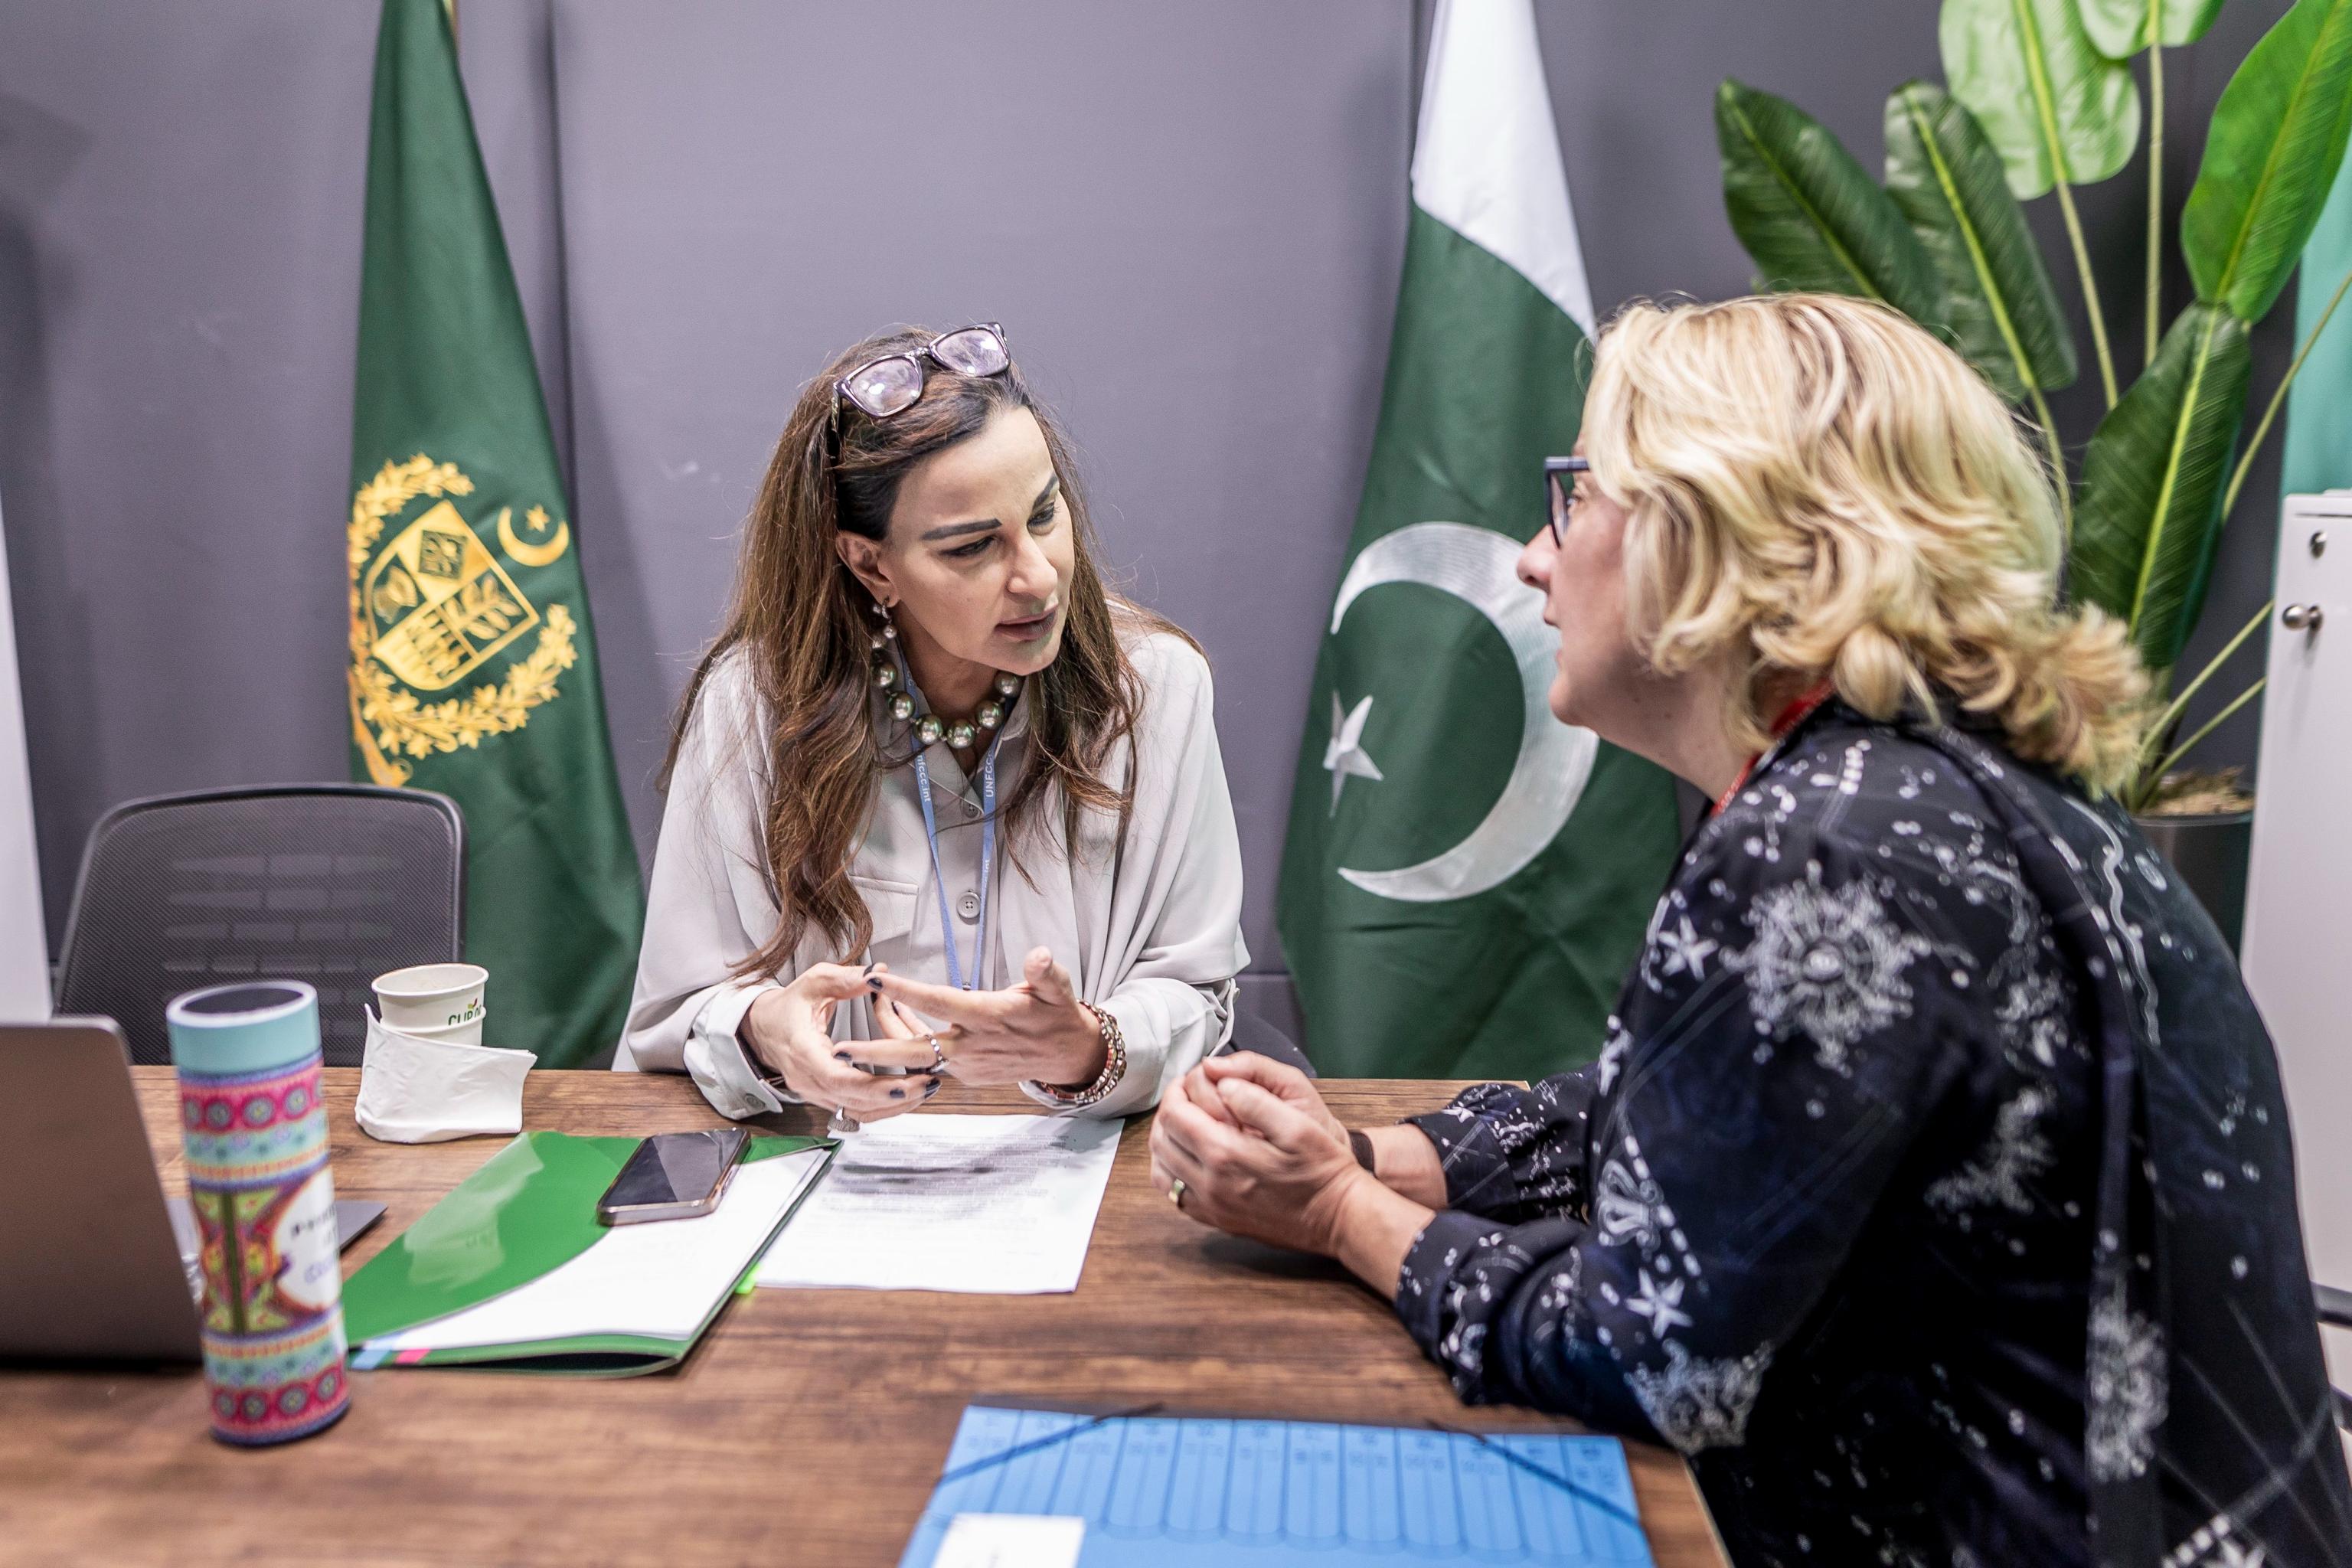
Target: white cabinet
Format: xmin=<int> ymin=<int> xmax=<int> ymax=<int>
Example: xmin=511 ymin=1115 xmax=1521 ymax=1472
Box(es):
xmin=0 ymin=500 xmax=47 ymax=1021
xmin=2243 ymin=493 xmax=2352 ymax=1389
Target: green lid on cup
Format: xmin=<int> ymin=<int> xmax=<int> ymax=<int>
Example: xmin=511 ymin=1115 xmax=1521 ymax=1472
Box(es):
xmin=166 ymin=981 xmax=321 ymax=1075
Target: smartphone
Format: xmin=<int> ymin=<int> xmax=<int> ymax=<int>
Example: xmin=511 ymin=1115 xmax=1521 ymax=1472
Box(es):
xmin=595 ymin=1129 xmax=751 ymax=1226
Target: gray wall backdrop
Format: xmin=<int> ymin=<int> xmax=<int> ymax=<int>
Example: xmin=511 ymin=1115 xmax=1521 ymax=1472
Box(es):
xmin=0 ymin=1 xmax=2299 ymax=1028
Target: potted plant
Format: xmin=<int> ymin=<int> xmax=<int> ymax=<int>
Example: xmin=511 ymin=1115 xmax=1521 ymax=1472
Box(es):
xmin=1710 ymin=0 xmax=2352 ymax=946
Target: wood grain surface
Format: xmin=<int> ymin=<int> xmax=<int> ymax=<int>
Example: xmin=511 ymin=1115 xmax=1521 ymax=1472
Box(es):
xmin=0 ymin=1067 xmax=1725 ymax=1566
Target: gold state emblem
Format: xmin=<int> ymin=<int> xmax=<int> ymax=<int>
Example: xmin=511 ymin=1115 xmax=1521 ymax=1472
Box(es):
xmin=347 ymin=455 xmax=579 ymax=786
xmin=364 ymin=501 xmax=539 ymax=691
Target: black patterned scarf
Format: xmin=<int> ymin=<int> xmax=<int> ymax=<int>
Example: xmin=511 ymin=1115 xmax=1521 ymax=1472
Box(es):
xmin=1906 ymin=714 xmax=2350 ymax=1567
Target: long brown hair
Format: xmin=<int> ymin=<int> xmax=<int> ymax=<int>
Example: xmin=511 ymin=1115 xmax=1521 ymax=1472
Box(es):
xmin=664 ymin=325 xmax=1183 ymax=976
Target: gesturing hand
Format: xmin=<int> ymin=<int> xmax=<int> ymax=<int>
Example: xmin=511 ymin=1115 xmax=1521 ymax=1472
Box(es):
xmin=1148 ymin=1065 xmax=1370 ymax=1258
xmin=868 ymin=947 xmax=1106 ymax=1089
xmin=740 ymin=963 xmax=938 ymax=1122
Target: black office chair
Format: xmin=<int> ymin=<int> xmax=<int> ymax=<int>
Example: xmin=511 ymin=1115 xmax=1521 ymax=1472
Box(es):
xmin=55 ymin=785 xmax=465 ymax=1067
xmin=1220 ymin=1006 xmax=1318 ymax=1079
xmin=2317 ymin=1282 xmax=2352 ymax=1431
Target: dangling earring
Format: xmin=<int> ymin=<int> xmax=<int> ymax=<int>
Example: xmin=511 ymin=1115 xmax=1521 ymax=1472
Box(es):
xmin=867 ymin=599 xmax=916 ymax=724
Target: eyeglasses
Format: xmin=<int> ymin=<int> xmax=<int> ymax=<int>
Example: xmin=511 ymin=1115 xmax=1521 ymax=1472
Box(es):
xmin=833 ymin=324 xmax=1012 ymax=425
xmin=1543 ymin=456 xmax=1589 ymax=547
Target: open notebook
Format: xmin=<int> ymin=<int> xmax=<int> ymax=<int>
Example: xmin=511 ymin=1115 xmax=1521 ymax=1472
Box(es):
xmin=340 ymin=1131 xmax=831 ymax=1375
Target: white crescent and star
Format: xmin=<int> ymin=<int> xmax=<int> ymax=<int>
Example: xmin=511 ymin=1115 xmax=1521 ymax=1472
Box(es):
xmin=1324 ymin=691 xmax=1383 ymax=812
xmin=1321 ymin=521 xmax=1596 ymax=904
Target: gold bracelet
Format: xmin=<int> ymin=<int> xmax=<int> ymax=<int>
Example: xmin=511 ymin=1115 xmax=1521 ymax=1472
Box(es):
xmin=1034 ymin=1005 xmax=1126 ymax=1108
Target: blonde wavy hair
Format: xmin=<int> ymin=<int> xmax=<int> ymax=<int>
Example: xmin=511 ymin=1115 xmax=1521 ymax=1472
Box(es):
xmin=1581 ymin=292 xmax=2148 ymax=793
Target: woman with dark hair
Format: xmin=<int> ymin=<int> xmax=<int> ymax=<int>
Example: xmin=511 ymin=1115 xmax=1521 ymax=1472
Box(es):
xmin=1150 ymin=296 xmax=2351 ymax=1566
xmin=619 ymin=325 xmax=1246 ymax=1125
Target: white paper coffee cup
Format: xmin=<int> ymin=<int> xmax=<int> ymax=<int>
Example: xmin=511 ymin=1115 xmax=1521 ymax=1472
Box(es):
xmin=372 ymin=962 xmax=488 ymax=1032
xmin=392 ymin=1011 xmax=486 ymax=1047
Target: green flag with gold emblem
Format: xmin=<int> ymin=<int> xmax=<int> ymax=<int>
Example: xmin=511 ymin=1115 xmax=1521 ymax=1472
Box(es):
xmin=345 ymin=0 xmax=642 ymax=1067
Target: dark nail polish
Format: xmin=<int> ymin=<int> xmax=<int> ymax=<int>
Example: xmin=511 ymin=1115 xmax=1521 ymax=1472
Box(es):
xmin=923 ymin=1078 xmax=941 ymax=1097
xmin=868 ymin=976 xmax=884 ymax=991
xmin=889 ymin=1087 xmax=906 ymax=1099
xmin=833 ymin=1050 xmax=851 ymax=1061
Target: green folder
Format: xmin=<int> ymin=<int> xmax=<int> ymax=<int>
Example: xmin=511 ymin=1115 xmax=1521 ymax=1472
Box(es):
xmin=340 ymin=1132 xmax=833 ymax=1377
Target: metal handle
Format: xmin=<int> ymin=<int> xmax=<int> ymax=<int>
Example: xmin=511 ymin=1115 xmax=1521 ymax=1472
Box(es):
xmin=2282 ymin=603 xmax=2324 ymax=632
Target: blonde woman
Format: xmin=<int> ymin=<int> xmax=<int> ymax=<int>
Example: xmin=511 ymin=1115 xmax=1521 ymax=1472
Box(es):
xmin=1152 ymin=297 xmax=2351 ymax=1566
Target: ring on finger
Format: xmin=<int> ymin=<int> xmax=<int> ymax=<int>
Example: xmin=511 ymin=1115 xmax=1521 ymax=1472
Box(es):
xmin=1168 ymin=1177 xmax=1187 ymax=1210
xmin=926 ymin=1034 xmax=947 ymax=1073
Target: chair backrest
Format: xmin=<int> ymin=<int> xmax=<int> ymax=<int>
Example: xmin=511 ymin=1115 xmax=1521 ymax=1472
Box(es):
xmin=1221 ymin=1008 xmax=1318 ymax=1079
xmin=55 ymin=785 xmax=464 ymax=1067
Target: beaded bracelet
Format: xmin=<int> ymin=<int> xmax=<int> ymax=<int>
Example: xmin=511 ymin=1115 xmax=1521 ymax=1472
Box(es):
xmin=1032 ymin=1004 xmax=1127 ymax=1109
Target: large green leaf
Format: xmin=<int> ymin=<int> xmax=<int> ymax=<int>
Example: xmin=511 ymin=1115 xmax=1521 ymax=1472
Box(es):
xmin=2182 ymin=0 xmax=2352 ymax=323
xmin=1942 ymin=0 xmax=2143 ymax=198
xmin=1884 ymin=80 xmax=2079 ymax=401
xmin=2069 ymin=302 xmax=2252 ymax=671
xmin=1717 ymin=80 xmax=1939 ymax=318
xmin=2078 ymin=0 xmax=2230 ymax=57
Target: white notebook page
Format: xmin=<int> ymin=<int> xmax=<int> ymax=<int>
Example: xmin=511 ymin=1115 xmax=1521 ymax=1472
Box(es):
xmin=756 ymin=1113 xmax=1120 ymax=1295
xmin=366 ymin=1145 xmax=828 ymax=1351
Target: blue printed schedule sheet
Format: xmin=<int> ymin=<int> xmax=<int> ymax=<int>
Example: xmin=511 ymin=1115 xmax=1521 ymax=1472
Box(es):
xmin=899 ymin=1405 xmax=1656 ymax=1566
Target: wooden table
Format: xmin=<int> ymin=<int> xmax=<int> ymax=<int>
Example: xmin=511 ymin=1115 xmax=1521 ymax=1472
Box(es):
xmin=0 ymin=1068 xmax=1725 ymax=1566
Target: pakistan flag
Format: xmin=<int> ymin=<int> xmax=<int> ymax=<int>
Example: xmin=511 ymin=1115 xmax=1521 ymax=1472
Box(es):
xmin=1276 ymin=0 xmax=1679 ymax=1080
xmin=345 ymin=0 xmax=643 ymax=1067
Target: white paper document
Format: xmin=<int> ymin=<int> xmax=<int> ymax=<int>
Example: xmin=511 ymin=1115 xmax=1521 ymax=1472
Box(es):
xmin=755 ymin=1112 xmax=1121 ymax=1295
xmin=365 ymin=1147 xmax=829 ymax=1352
xmin=934 ymin=1514 xmax=1085 ymax=1568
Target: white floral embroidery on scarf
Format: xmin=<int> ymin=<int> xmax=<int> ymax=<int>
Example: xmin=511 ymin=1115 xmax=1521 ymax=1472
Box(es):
xmin=1995 ymin=969 xmax=2073 ymax=1068
xmin=1926 ymin=1086 xmax=2055 ymax=1216
xmin=1534 ymin=1250 xmax=1584 ymax=1315
xmin=1594 ymin=1139 xmax=1704 ymax=1281
xmin=2164 ymin=1513 xmax=2265 ymax=1568
xmin=1651 ymin=914 xmax=1719 ymax=985
xmin=1731 ymin=862 xmax=1931 ymax=1071
xmin=2086 ymin=1284 xmax=2167 ymax=1481
xmin=1596 ymin=1019 xmax=1632 ymax=1095
xmin=1593 ymin=1155 xmax=1671 ymax=1251
xmin=1624 ymin=1338 xmax=1774 ymax=1455
xmin=1626 ymin=1269 xmax=1693 ymax=1334
xmin=2063 ymin=797 xmax=2161 ymax=1050
xmin=1924 ymin=834 xmax=2037 ymax=947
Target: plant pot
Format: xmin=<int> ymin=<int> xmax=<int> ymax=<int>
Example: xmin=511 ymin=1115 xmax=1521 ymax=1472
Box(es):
xmin=2133 ymin=810 xmax=2252 ymax=954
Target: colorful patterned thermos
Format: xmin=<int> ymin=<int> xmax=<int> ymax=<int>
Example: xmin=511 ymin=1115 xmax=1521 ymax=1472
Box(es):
xmin=165 ymin=981 xmax=351 ymax=1445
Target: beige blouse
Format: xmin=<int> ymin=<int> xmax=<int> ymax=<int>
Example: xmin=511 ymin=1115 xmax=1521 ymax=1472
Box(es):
xmin=614 ymin=629 xmax=1249 ymax=1119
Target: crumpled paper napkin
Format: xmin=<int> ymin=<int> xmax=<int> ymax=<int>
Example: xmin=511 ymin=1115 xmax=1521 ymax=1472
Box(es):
xmin=354 ymin=1008 xmax=534 ymax=1144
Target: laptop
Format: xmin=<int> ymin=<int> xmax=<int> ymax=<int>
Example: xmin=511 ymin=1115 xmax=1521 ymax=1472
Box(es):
xmin=0 ymin=1017 xmax=382 ymax=1364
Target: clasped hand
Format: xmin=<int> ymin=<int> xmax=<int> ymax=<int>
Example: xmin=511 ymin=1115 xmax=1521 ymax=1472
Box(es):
xmin=1145 ymin=1054 xmax=1370 ymax=1258
xmin=742 ymin=948 xmax=1105 ymax=1124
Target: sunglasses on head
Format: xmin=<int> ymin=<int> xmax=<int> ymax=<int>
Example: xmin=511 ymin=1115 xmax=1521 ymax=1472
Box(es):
xmin=832 ymin=323 xmax=1012 ymax=426
xmin=1543 ymin=456 xmax=1589 ymax=547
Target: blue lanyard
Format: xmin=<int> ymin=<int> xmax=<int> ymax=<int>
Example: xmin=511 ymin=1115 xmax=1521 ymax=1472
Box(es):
xmin=895 ymin=647 xmax=999 ymax=991
xmin=911 ymin=742 xmax=995 ymax=991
